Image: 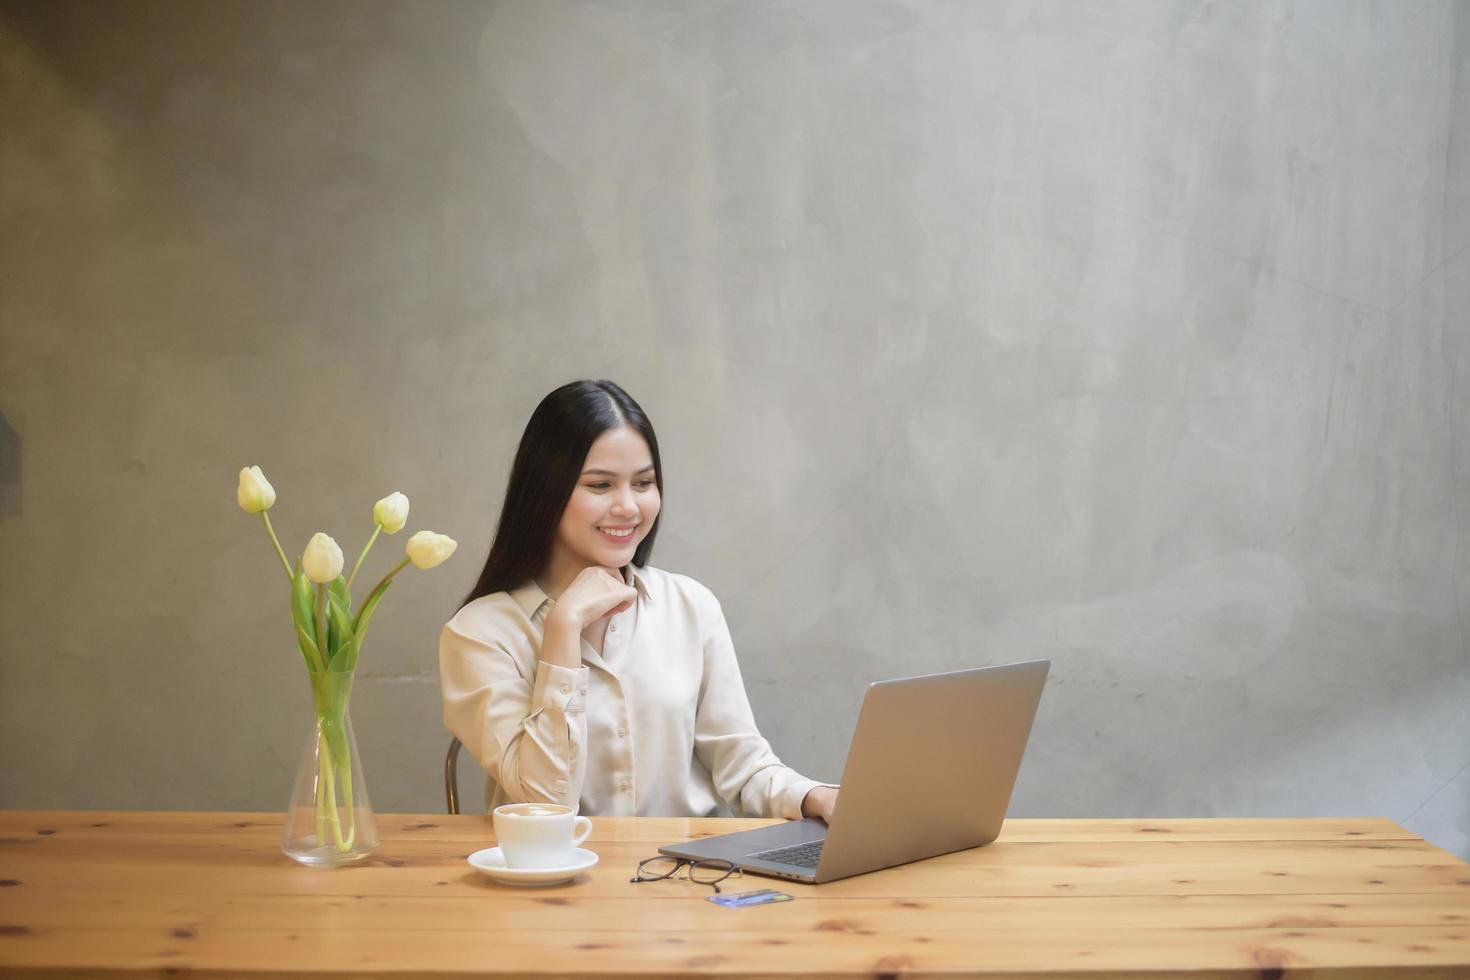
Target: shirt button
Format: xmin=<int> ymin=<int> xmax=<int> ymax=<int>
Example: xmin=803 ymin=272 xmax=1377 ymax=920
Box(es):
xmin=620 ymin=780 xmax=629 ymax=791
xmin=617 ymin=728 xmax=626 ymax=738
xmin=559 ymin=684 xmax=570 ymax=694
xmin=609 ymin=624 xmax=617 ymax=632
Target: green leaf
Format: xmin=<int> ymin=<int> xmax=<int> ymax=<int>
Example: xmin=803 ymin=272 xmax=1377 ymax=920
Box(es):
xmin=352 ymin=578 xmax=391 ymax=638
xmin=326 ymin=593 xmax=356 ymax=671
xmin=326 ymin=576 xmax=351 ymax=663
xmin=346 ymin=578 xmax=393 ymax=673
xmin=329 ymin=575 xmax=352 ymax=614
xmin=291 ymin=564 xmax=314 ymax=637
xmin=290 ymin=562 xmax=324 ymax=671
xmin=313 ymin=585 xmax=328 ymax=668
xmin=295 ymin=624 xmax=324 ymax=673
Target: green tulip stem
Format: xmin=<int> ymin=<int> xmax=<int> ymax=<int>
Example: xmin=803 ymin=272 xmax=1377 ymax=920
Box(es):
xmin=360 ymin=557 xmax=412 ymax=619
xmin=260 ymin=512 xmax=292 ymax=581
xmin=315 ymin=732 xmax=329 ymax=846
xmin=316 ymin=719 xmax=355 ymax=852
xmin=339 ymin=760 xmax=356 ymax=850
xmin=308 ymin=673 xmax=357 ymax=853
xmin=345 ymin=524 xmax=382 ymax=592
xmin=323 ymin=748 xmax=345 ymax=849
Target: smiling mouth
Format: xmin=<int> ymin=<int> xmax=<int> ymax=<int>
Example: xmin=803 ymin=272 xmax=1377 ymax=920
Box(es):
xmin=597 ymin=526 xmax=638 ymax=540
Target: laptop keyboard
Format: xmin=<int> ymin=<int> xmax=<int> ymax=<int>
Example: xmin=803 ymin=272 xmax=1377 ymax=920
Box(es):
xmin=750 ymin=839 xmax=825 ymax=869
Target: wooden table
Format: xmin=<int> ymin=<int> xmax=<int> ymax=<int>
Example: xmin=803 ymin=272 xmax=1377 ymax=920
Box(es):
xmin=3 ymin=811 xmax=1470 ymax=977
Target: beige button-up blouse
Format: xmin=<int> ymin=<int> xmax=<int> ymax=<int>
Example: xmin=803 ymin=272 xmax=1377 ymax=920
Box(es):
xmin=439 ymin=564 xmax=827 ymax=818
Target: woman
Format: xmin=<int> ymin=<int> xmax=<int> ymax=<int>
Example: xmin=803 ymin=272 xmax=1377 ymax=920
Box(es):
xmin=439 ymin=380 xmax=839 ymax=821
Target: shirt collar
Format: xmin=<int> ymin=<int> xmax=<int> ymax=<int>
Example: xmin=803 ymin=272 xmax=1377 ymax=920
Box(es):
xmin=627 ymin=564 xmax=653 ymax=602
xmin=510 ymin=564 xmax=652 ymax=620
xmin=508 ymin=579 xmax=550 ymax=621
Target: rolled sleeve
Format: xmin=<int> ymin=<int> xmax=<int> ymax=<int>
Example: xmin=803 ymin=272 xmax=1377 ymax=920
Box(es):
xmin=778 ymin=776 xmax=826 ymax=821
xmin=439 ymin=619 xmax=589 ymax=808
xmin=691 ymin=589 xmax=825 ymax=818
xmin=531 ymin=661 xmax=590 ymax=712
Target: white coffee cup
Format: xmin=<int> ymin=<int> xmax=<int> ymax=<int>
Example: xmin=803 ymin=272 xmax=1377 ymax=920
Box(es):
xmin=492 ymin=803 xmax=593 ymax=870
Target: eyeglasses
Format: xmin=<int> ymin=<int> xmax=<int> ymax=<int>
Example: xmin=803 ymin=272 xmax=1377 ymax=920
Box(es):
xmin=630 ymin=856 xmax=742 ymax=893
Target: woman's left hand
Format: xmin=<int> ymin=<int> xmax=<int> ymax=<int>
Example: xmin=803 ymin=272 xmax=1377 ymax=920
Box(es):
xmin=801 ymin=785 xmax=839 ymax=823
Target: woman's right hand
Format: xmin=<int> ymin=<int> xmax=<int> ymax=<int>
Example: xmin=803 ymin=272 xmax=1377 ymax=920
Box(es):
xmin=540 ymin=567 xmax=636 ymax=668
xmin=547 ymin=566 xmax=638 ymax=632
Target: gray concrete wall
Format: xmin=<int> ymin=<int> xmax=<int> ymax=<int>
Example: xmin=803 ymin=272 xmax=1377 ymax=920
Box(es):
xmin=2 ymin=0 xmax=1467 ymax=856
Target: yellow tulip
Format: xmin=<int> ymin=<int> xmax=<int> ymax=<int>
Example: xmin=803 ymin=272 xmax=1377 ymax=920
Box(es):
xmin=373 ymin=492 xmax=410 ymax=533
xmin=406 ymin=530 xmax=457 ymax=570
xmin=303 ymin=532 xmax=344 ymax=584
xmin=236 ymin=466 xmax=276 ymax=514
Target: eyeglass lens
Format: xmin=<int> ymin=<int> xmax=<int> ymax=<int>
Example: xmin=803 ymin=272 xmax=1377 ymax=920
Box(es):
xmin=633 ymin=856 xmax=740 ymax=890
xmin=688 ymin=860 xmax=736 ymax=883
xmin=636 ymin=857 xmax=681 ymax=879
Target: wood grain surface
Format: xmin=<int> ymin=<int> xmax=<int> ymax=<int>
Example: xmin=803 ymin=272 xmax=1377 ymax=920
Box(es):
xmin=2 ymin=811 xmax=1469 ymax=977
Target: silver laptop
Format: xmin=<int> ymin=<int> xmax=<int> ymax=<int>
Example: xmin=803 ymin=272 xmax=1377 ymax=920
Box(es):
xmin=659 ymin=659 xmax=1050 ymax=884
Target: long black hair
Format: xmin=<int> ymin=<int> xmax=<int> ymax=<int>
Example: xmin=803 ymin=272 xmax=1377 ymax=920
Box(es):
xmin=461 ymin=380 xmax=663 ymax=607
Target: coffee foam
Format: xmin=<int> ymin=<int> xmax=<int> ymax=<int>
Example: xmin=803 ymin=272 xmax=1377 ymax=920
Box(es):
xmin=499 ymin=803 xmax=571 ymax=817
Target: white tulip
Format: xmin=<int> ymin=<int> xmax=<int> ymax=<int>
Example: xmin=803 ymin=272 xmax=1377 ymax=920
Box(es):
xmin=406 ymin=530 xmax=457 ymax=570
xmin=302 ymin=532 xmax=344 ymax=584
xmin=373 ymin=492 xmax=410 ymax=533
xmin=236 ymin=466 xmax=276 ymax=514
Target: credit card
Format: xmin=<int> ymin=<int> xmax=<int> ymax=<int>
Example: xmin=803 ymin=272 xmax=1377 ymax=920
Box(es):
xmin=706 ymin=888 xmax=794 ymax=908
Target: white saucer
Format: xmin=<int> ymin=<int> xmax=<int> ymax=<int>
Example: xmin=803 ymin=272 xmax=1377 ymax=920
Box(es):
xmin=467 ymin=846 xmax=599 ymax=886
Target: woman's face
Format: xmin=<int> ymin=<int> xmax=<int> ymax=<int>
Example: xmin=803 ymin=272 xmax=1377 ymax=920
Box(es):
xmin=551 ymin=425 xmax=661 ymax=572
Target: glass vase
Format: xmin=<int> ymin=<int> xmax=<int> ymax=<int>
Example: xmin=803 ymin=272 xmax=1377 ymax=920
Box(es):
xmin=282 ymin=669 xmax=379 ymax=867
